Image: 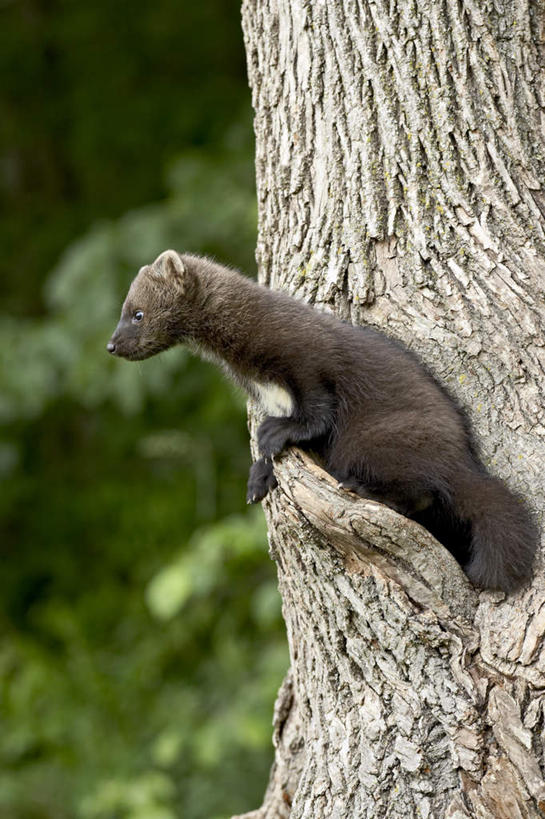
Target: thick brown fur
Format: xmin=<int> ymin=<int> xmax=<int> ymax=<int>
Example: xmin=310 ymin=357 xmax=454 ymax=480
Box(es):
xmin=108 ymin=250 xmax=538 ymax=593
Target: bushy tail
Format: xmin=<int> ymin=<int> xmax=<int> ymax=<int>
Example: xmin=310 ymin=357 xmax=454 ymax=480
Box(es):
xmin=452 ymin=468 xmax=539 ymax=593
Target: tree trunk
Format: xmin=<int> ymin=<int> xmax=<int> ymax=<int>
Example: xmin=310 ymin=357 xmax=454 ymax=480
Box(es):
xmin=237 ymin=1 xmax=545 ymax=816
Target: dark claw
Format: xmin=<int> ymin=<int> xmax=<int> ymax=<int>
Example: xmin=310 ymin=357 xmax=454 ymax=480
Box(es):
xmin=246 ymin=458 xmax=277 ymax=503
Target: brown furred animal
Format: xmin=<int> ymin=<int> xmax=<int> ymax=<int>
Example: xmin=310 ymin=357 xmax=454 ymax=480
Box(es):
xmin=108 ymin=250 xmax=538 ymax=593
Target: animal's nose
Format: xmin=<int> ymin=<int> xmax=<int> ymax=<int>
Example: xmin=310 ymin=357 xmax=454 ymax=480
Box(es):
xmin=107 ymin=341 xmax=116 ymax=354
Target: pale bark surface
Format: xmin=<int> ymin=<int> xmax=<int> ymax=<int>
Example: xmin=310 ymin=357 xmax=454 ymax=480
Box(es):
xmin=237 ymin=1 xmax=545 ymax=816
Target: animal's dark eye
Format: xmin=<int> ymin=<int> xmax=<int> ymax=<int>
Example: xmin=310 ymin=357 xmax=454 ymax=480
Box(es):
xmin=133 ymin=310 xmax=144 ymax=323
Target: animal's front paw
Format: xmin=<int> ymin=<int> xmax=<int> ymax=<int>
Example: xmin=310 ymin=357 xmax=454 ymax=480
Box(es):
xmin=246 ymin=458 xmax=278 ymax=504
xmin=257 ymin=417 xmax=291 ymax=458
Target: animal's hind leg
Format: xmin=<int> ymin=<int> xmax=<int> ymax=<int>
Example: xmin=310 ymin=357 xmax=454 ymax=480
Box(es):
xmin=336 ymin=475 xmax=410 ymax=515
xmin=328 ymin=411 xmax=445 ymax=517
xmin=334 ymin=472 xmax=433 ymax=517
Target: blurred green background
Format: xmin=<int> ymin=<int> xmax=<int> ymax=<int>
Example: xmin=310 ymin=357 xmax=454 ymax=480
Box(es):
xmin=0 ymin=2 xmax=288 ymax=817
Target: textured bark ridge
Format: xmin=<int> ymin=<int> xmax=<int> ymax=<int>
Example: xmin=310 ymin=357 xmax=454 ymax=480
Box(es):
xmin=237 ymin=1 xmax=545 ymax=816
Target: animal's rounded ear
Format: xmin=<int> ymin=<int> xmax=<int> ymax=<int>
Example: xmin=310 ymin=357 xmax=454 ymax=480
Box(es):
xmin=151 ymin=250 xmax=188 ymax=291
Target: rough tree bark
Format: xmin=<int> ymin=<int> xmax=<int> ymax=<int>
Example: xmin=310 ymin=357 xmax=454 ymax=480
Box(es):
xmin=237 ymin=1 xmax=545 ymax=816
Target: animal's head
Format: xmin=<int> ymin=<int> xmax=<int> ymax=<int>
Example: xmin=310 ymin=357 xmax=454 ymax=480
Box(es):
xmin=107 ymin=250 xmax=194 ymax=360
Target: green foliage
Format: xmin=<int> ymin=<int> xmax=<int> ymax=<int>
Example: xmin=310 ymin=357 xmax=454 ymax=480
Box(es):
xmin=0 ymin=146 xmax=257 ymax=424
xmin=0 ymin=0 xmax=251 ymax=315
xmin=0 ymin=506 xmax=286 ymax=819
xmin=146 ymin=512 xmax=271 ymax=621
xmin=0 ymin=3 xmax=287 ymax=817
